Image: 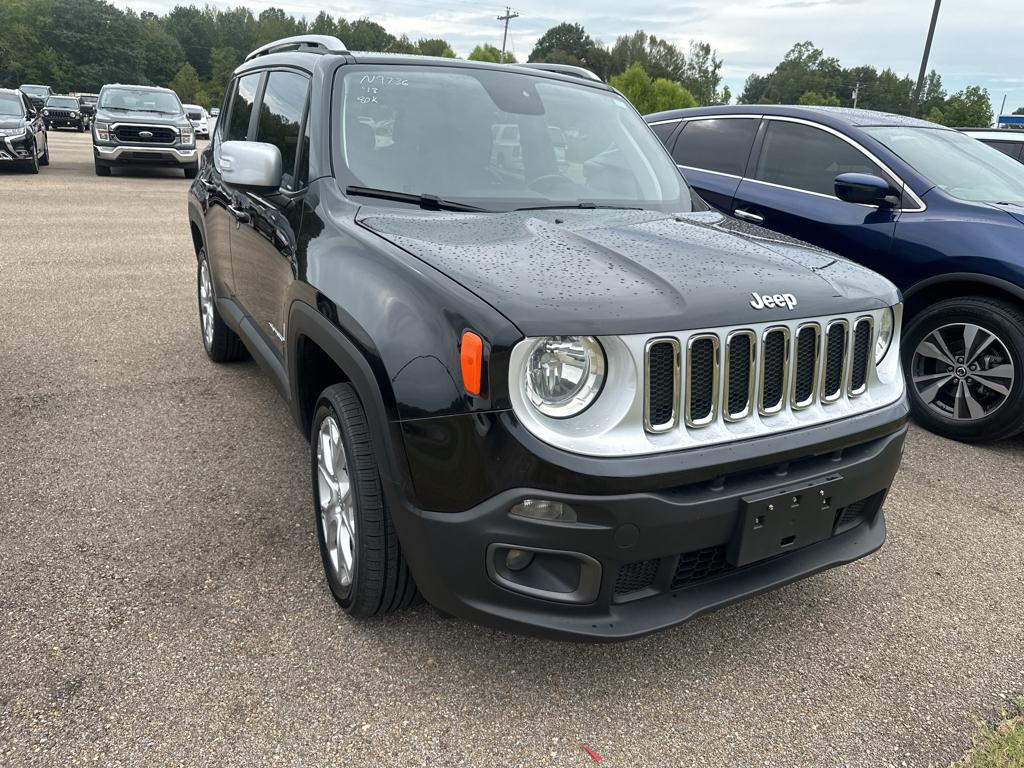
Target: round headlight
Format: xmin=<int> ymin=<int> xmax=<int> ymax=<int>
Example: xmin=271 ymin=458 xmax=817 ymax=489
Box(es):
xmin=43 ymin=109 xmax=49 ymax=116
xmin=525 ymin=336 xmax=605 ymax=418
xmin=876 ymin=307 xmax=895 ymax=363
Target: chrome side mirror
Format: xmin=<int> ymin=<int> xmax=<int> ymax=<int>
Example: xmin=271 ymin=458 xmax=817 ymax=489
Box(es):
xmin=220 ymin=140 xmax=283 ymax=189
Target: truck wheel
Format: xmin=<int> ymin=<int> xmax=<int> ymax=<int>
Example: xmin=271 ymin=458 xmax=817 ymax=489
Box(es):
xmin=94 ymin=161 xmax=111 ymax=177
xmin=197 ymin=249 xmax=247 ymax=362
xmin=903 ymin=296 xmax=1024 ymax=442
xmin=311 ymin=383 xmax=419 ymax=617
xmin=183 ymin=164 xmax=198 ymax=179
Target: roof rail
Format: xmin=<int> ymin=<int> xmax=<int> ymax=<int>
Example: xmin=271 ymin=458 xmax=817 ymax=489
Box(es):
xmin=245 ymin=35 xmax=349 ymax=62
xmin=516 ymin=63 xmax=603 ymax=83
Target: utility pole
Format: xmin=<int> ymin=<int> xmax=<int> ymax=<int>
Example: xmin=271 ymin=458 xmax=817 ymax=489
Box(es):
xmin=498 ymin=7 xmax=519 ymax=64
xmin=912 ymin=0 xmax=942 ymax=107
xmin=998 ymin=94 xmax=1007 ymax=126
xmin=852 ymin=81 xmax=860 ymax=109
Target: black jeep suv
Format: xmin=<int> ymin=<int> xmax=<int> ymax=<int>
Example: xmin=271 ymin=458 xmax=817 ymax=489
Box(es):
xmin=0 ymin=88 xmax=49 ymax=173
xmin=43 ymin=95 xmax=86 ymax=131
xmin=92 ymin=84 xmax=197 ymax=177
xmin=187 ymin=36 xmax=909 ymax=640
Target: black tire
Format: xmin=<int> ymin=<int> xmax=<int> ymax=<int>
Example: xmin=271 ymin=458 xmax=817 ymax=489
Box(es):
xmin=24 ymin=141 xmax=39 ymax=174
xmin=77 ymin=123 xmax=84 ymax=133
xmin=196 ymin=248 xmax=247 ymax=363
xmin=311 ymin=383 xmax=419 ymax=617
xmin=902 ymin=296 xmax=1024 ymax=442
xmin=94 ymin=161 xmax=111 ymax=177
xmin=183 ymin=164 xmax=198 ymax=179
xmin=39 ymin=136 xmax=49 ymax=166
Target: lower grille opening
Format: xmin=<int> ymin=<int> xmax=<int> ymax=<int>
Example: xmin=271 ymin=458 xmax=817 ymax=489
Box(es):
xmin=614 ymin=558 xmax=659 ymax=596
xmin=670 ymin=546 xmax=734 ymax=590
xmin=833 ymin=491 xmax=883 ymax=534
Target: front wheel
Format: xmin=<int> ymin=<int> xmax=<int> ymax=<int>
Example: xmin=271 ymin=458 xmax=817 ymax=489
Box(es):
xmin=312 ymin=383 xmax=419 ymax=617
xmin=24 ymin=141 xmax=39 ymax=174
xmin=39 ymin=135 xmax=49 ymax=166
xmin=183 ymin=164 xmax=197 ymax=179
xmin=903 ymin=296 xmax=1024 ymax=442
xmin=196 ymin=249 xmax=247 ymax=362
xmin=94 ymin=160 xmax=111 ymax=177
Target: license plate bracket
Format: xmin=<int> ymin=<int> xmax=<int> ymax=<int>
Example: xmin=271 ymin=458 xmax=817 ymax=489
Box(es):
xmin=727 ymin=474 xmax=842 ymax=567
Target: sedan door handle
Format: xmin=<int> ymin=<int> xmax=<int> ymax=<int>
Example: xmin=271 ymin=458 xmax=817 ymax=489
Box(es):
xmin=227 ymin=205 xmax=250 ymax=224
xmin=733 ymin=208 xmax=764 ymax=224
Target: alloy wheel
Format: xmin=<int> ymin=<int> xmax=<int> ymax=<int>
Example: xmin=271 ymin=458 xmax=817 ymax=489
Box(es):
xmin=198 ymin=260 xmax=215 ymax=349
xmin=316 ymin=415 xmax=356 ymax=587
xmin=911 ymin=322 xmax=1016 ymax=421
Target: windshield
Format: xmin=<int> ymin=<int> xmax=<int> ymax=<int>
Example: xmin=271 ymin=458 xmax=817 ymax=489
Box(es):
xmin=20 ymin=85 xmax=48 ymax=97
xmin=46 ymin=97 xmax=79 ymax=109
xmin=98 ymin=88 xmax=182 ymax=115
xmin=334 ymin=66 xmax=690 ymax=212
xmin=0 ymin=93 xmax=24 ymax=116
xmin=79 ymin=95 xmax=97 ymax=104
xmin=186 ymin=109 xmax=203 ymax=120
xmin=866 ymin=126 xmax=1024 ymax=203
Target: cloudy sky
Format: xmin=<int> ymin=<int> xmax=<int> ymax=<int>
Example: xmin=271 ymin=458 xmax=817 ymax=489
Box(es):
xmin=122 ymin=0 xmax=1024 ymax=113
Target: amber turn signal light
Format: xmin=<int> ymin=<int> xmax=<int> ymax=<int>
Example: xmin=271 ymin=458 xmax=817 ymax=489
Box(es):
xmin=460 ymin=330 xmax=484 ymax=396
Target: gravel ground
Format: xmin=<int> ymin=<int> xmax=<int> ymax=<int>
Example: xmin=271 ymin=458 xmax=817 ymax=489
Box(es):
xmin=1 ymin=132 xmax=1022 ymax=768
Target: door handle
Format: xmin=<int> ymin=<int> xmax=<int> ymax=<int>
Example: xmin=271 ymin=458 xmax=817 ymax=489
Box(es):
xmin=227 ymin=205 xmax=250 ymax=224
xmin=733 ymin=208 xmax=764 ymax=224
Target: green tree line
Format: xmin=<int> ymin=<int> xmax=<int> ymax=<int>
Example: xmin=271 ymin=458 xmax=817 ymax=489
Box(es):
xmin=0 ymin=1 xmax=999 ymax=125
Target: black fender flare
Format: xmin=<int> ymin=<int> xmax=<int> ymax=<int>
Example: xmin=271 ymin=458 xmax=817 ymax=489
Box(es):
xmin=903 ymin=272 xmax=1024 ymax=309
xmin=286 ymin=300 xmax=412 ymax=497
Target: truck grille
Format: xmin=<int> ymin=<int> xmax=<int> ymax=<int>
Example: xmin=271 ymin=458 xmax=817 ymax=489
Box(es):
xmin=48 ymin=110 xmax=76 ymax=119
xmin=643 ymin=314 xmax=878 ymax=433
xmin=112 ymin=124 xmax=177 ymax=144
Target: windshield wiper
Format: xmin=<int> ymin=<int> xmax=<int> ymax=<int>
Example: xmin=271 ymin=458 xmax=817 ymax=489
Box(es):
xmin=513 ymin=201 xmax=643 ymax=212
xmin=345 ymin=186 xmax=488 ymax=212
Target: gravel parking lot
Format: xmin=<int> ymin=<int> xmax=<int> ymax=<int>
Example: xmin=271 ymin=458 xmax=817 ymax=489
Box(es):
xmin=1 ymin=131 xmax=1022 ymax=768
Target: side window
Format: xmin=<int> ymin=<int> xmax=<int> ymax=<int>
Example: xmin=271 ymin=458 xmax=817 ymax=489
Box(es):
xmin=755 ymin=121 xmax=887 ymax=197
xmin=254 ymin=69 xmax=310 ymax=191
xmin=649 ymin=120 xmax=678 ymax=144
xmin=986 ymin=141 xmax=1021 ymax=159
xmin=671 ymin=118 xmax=758 ymax=176
xmin=225 ymin=73 xmax=261 ymax=142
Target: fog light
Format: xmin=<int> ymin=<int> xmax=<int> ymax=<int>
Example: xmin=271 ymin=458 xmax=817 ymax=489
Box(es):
xmin=505 ymin=549 xmax=534 ymax=571
xmin=510 ymin=499 xmax=577 ymax=522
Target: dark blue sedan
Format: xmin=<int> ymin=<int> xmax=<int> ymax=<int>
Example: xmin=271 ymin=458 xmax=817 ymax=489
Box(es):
xmin=645 ymin=105 xmax=1024 ymax=442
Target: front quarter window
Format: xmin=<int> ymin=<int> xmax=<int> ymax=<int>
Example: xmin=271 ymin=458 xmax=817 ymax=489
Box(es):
xmin=333 ymin=65 xmax=690 ymax=212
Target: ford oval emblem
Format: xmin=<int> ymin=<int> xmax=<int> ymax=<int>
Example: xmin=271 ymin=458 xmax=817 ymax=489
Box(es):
xmin=139 ymin=130 xmax=153 ymax=138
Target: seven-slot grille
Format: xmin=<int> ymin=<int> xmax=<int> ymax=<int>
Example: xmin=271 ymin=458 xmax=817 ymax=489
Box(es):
xmin=643 ymin=315 xmax=876 ymax=432
xmin=47 ymin=109 xmax=76 ymax=119
xmin=112 ymin=124 xmax=178 ymax=144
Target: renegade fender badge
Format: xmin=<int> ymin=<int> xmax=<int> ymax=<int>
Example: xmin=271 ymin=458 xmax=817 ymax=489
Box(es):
xmin=750 ymin=292 xmax=797 ymax=310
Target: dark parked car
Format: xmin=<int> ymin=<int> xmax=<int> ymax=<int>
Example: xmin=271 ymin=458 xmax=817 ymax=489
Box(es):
xmin=959 ymin=129 xmax=1024 ymax=164
xmin=43 ymin=95 xmax=86 ymax=131
xmin=646 ymin=105 xmax=1024 ymax=442
xmin=0 ymin=88 xmax=49 ymax=172
xmin=77 ymin=93 xmax=98 ymax=122
xmin=92 ymin=83 xmax=197 ymax=177
xmin=18 ymin=83 xmax=53 ymax=111
xmin=188 ymin=36 xmax=908 ymax=640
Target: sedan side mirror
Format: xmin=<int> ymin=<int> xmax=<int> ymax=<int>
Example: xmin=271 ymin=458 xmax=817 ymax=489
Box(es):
xmin=220 ymin=140 xmax=283 ymax=189
xmin=834 ymin=173 xmax=900 ymax=207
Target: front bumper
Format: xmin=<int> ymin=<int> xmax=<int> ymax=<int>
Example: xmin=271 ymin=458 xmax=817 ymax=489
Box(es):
xmin=390 ymin=402 xmax=908 ymax=641
xmin=0 ymin=133 xmax=34 ymax=162
xmin=93 ymin=143 xmax=197 ymax=166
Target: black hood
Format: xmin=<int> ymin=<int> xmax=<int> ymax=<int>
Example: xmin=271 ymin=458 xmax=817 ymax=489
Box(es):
xmin=357 ymin=207 xmax=899 ymax=336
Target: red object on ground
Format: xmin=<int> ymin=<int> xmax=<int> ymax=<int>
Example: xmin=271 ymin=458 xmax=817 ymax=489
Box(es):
xmin=580 ymin=743 xmax=602 ymax=762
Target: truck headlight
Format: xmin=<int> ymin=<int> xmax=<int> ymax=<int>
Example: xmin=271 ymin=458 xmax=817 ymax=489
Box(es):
xmin=525 ymin=336 xmax=605 ymax=418
xmin=876 ymin=306 xmax=895 ymax=363
xmin=94 ymin=122 xmax=110 ymax=141
xmin=180 ymin=129 xmax=194 ymax=144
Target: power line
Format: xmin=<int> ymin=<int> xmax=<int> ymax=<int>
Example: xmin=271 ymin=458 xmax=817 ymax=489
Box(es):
xmin=498 ymin=7 xmax=519 ymax=64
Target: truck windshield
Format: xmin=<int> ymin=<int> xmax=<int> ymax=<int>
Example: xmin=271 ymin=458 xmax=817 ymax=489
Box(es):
xmin=99 ymin=88 xmax=182 ymax=115
xmin=865 ymin=126 xmax=1024 ymax=204
xmin=46 ymin=97 xmax=80 ymax=110
xmin=0 ymin=93 xmax=24 ymax=116
xmin=20 ymin=85 xmax=49 ymax=97
xmin=334 ymin=66 xmax=690 ymax=213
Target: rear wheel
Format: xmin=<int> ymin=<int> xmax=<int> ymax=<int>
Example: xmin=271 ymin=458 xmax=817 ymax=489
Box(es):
xmin=197 ymin=248 xmax=247 ymax=362
xmin=312 ymin=383 xmax=419 ymax=617
xmin=903 ymin=296 xmax=1024 ymax=442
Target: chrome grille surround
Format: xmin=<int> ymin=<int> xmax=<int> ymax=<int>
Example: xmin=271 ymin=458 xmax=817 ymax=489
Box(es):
xmin=684 ymin=334 xmax=719 ymax=427
xmin=723 ymin=330 xmax=756 ymax=422
xmin=791 ymin=323 xmax=822 ymax=410
xmin=506 ymin=305 xmax=903 ymax=458
xmin=643 ymin=338 xmax=680 ymax=432
xmin=821 ymin=319 xmax=850 ymax=403
xmin=849 ymin=316 xmax=874 ymax=396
